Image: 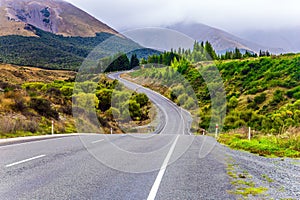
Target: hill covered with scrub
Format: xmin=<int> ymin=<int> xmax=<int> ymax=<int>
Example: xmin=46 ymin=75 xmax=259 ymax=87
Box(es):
xmin=0 ymin=64 xmax=152 ymax=138
xmin=126 ymin=52 xmax=300 ymax=157
xmin=218 ymin=55 xmax=300 ymax=133
xmin=130 ymin=52 xmax=300 ymax=133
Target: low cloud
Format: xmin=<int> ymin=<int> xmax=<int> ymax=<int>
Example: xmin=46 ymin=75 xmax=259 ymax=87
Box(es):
xmin=66 ymin=0 xmax=300 ymax=32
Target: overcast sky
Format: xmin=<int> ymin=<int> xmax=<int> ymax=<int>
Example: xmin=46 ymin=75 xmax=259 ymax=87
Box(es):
xmin=65 ymin=0 xmax=300 ymax=34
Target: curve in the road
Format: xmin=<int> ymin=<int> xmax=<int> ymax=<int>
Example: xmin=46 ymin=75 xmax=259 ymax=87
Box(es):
xmin=108 ymin=72 xmax=192 ymax=135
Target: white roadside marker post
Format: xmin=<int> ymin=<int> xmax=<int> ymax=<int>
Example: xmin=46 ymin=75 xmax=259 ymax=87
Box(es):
xmin=248 ymin=127 xmax=251 ymax=140
xmin=51 ymin=120 xmax=54 ymax=135
xmin=110 ymin=127 xmax=113 ymax=135
xmin=215 ymin=124 xmax=219 ymax=138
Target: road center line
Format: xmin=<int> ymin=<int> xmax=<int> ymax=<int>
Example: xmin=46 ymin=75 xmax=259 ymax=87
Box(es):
xmin=5 ymin=155 xmax=46 ymax=168
xmin=91 ymin=139 xmax=104 ymax=144
xmin=147 ymin=135 xmax=180 ymax=200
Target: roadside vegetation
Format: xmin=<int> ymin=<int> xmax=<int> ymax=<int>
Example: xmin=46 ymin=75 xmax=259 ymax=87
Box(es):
xmin=218 ymin=128 xmax=300 ymax=158
xmin=125 ymin=44 xmax=300 ymax=158
xmin=0 ymin=65 xmax=152 ymax=138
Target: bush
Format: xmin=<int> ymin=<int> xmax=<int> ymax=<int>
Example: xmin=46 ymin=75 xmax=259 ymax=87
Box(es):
xmin=30 ymin=98 xmax=59 ymax=120
xmin=129 ymin=100 xmax=142 ymax=120
xmin=134 ymin=93 xmax=149 ymax=107
xmin=59 ymin=103 xmax=73 ymax=115
xmin=286 ymin=86 xmax=300 ymax=98
xmin=177 ymin=93 xmax=188 ymax=106
xmin=47 ymin=87 xmax=62 ymax=96
xmin=254 ymin=93 xmax=266 ymax=104
xmin=228 ymin=96 xmax=238 ymax=109
xmin=104 ymin=107 xmax=121 ymax=120
xmin=13 ymin=98 xmax=27 ymax=112
xmin=184 ymin=97 xmax=196 ymax=109
xmin=96 ymin=89 xmax=112 ymax=112
xmin=273 ymin=90 xmax=284 ymax=103
xmin=61 ymin=86 xmax=73 ymax=97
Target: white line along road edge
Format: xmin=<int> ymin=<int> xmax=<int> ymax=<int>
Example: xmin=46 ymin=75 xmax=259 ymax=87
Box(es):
xmin=5 ymin=155 xmax=46 ymax=168
xmin=147 ymin=135 xmax=180 ymax=200
xmin=91 ymin=139 xmax=104 ymax=144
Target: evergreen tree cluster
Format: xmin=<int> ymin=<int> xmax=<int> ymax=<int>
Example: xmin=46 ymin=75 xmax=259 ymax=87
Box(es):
xmin=142 ymin=41 xmax=260 ymax=65
xmin=259 ymin=50 xmax=271 ymax=57
xmin=177 ymin=41 xmax=218 ymax=62
xmin=220 ymin=48 xmax=258 ymax=60
xmin=141 ymin=51 xmax=180 ymax=66
xmin=99 ymin=53 xmax=140 ymax=73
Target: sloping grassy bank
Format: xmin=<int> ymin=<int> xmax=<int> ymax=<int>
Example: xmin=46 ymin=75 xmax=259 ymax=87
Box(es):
xmin=218 ymin=128 xmax=300 ymax=158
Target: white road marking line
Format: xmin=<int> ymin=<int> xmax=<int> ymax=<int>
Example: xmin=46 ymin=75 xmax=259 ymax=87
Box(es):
xmin=91 ymin=139 xmax=104 ymax=144
xmin=0 ymin=137 xmax=67 ymax=149
xmin=5 ymin=155 xmax=46 ymax=168
xmin=147 ymin=135 xmax=180 ymax=200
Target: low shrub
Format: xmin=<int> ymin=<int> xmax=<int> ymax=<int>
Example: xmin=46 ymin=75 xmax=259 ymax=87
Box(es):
xmin=30 ymin=98 xmax=59 ymax=120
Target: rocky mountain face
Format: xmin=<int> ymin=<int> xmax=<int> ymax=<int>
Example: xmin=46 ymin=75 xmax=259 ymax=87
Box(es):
xmin=0 ymin=0 xmax=119 ymax=37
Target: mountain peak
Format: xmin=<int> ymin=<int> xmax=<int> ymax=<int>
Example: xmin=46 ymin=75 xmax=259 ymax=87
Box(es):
xmin=0 ymin=0 xmax=119 ymax=37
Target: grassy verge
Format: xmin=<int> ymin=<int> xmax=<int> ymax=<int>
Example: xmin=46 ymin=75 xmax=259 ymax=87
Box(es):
xmin=218 ymin=130 xmax=300 ymax=158
xmin=0 ymin=116 xmax=77 ymax=139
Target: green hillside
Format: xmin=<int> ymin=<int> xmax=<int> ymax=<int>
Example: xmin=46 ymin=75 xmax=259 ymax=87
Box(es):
xmin=125 ymin=53 xmax=300 ymax=156
xmin=0 ymin=25 xmax=159 ymax=70
xmin=218 ymin=55 xmax=300 ymax=132
xmin=128 ymin=50 xmax=300 ymax=133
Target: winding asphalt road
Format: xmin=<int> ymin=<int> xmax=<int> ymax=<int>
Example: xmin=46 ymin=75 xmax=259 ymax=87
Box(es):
xmin=0 ymin=72 xmax=234 ymax=200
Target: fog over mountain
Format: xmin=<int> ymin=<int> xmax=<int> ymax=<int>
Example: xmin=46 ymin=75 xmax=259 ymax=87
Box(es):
xmin=236 ymin=28 xmax=300 ymax=53
xmin=167 ymin=22 xmax=285 ymax=54
xmin=65 ymin=0 xmax=300 ymax=54
xmin=1 ymin=0 xmax=298 ymax=54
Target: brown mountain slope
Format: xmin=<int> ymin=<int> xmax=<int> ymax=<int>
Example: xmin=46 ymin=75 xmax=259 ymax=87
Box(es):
xmin=0 ymin=0 xmax=119 ymax=37
xmin=0 ymin=64 xmax=76 ymax=85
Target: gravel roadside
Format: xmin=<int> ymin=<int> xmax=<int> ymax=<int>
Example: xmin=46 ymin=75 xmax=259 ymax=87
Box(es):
xmin=221 ymin=144 xmax=300 ymax=199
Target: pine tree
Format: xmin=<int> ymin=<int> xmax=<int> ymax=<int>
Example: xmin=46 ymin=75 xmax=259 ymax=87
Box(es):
xmin=204 ymin=41 xmax=217 ymax=60
xmin=234 ymin=47 xmax=242 ymax=59
xmin=130 ymin=54 xmax=140 ymax=68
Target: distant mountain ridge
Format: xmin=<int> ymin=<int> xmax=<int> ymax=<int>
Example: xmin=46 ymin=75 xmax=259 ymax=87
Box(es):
xmin=237 ymin=28 xmax=300 ymax=53
xmin=0 ymin=0 xmax=119 ymax=37
xmin=167 ymin=22 xmax=285 ymax=54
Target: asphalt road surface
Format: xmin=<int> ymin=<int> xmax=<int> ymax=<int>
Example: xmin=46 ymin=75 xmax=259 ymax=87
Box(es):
xmin=0 ymin=72 xmax=234 ymax=200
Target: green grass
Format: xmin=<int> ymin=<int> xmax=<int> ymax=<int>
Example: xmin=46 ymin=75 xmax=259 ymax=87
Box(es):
xmin=218 ymin=133 xmax=300 ymax=158
xmin=0 ymin=131 xmax=43 ymax=139
xmin=234 ymin=187 xmax=268 ymax=197
xmin=261 ymin=174 xmax=274 ymax=183
xmin=226 ymin=158 xmax=268 ymax=198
